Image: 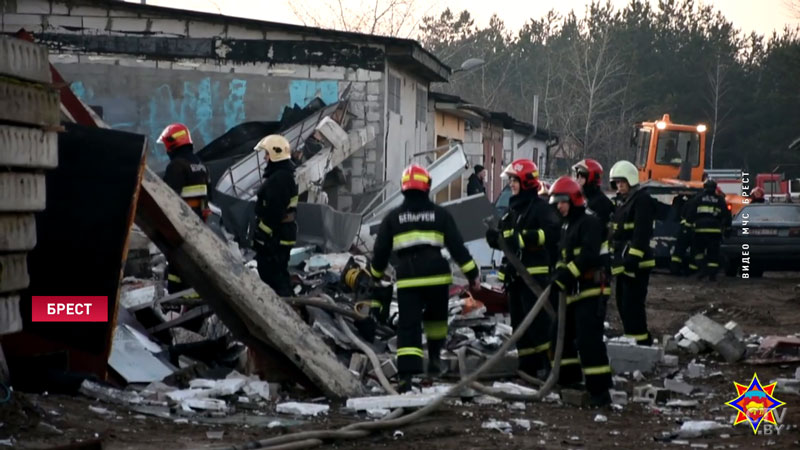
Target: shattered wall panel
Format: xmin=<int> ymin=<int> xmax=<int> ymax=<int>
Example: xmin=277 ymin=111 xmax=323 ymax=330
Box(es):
xmin=296 ymin=203 xmax=362 ymax=253
xmin=4 ymin=124 xmax=146 ymax=379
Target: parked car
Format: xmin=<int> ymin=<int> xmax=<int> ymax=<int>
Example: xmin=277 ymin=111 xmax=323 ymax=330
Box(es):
xmin=721 ymin=204 xmax=800 ymax=277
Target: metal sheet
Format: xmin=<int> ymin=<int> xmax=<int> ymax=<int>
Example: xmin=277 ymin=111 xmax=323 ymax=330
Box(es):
xmin=364 ymin=144 xmax=469 ymax=222
xmin=108 ymin=324 xmax=174 ymax=383
xmin=296 ymin=203 xmax=362 ymax=253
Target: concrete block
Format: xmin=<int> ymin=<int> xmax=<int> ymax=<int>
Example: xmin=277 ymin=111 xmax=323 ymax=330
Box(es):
xmin=678 ymin=338 xmax=703 ymax=354
xmin=350 ymin=176 xmax=364 ymax=194
xmin=188 ymin=21 xmax=224 ymax=38
xmin=70 ymin=5 xmax=109 ymax=16
xmin=685 ymin=314 xmax=746 ymax=362
xmin=664 ymin=378 xmax=694 ymax=395
xmin=561 ymin=389 xmax=589 ymax=407
xmin=609 ymin=389 xmax=628 ymax=405
xmin=662 ymin=334 xmax=679 ymax=354
xmin=149 ymin=19 xmax=187 ymax=36
xmin=0 ymin=214 xmax=36 ymax=251
xmin=0 ymin=125 xmax=58 ymax=168
xmin=724 ymin=321 xmax=745 ymax=341
xmin=771 ymin=378 xmax=800 ymax=395
xmin=367 ymin=94 xmax=379 ymax=102
xmin=633 ymin=384 xmax=670 ymax=404
xmin=606 ymin=342 xmax=663 ymax=374
xmin=346 ymin=394 xmax=437 ymax=410
xmin=348 ymin=353 xmax=368 ymax=377
xmin=351 ymin=157 xmax=364 ymax=173
xmin=225 ymin=25 xmax=264 ymax=40
xmin=366 ymin=162 xmax=376 ymax=175
xmin=0 ymin=79 xmax=60 ymax=127
xmin=367 ymin=81 xmax=381 ymax=95
xmin=661 ymin=354 xmax=679 ymax=367
xmin=366 ymin=149 xmax=377 ymax=162
xmin=350 ymin=101 xmax=365 ymax=117
xmin=366 ymin=112 xmax=381 ymax=122
xmin=0 ymin=35 xmax=52 ymax=84
xmin=316 ymin=117 xmax=349 ymax=149
xmin=0 ymin=173 xmax=46 ymax=212
xmin=0 ymin=253 xmax=30 ymax=293
xmin=16 ymin=0 xmax=50 ymax=14
xmin=110 ymin=17 xmax=148 ymax=33
xmin=0 ymin=295 xmax=22 ymax=335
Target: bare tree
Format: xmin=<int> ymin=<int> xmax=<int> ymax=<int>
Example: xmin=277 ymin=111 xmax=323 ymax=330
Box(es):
xmin=705 ymin=54 xmax=731 ymax=169
xmin=288 ymin=0 xmax=438 ymax=38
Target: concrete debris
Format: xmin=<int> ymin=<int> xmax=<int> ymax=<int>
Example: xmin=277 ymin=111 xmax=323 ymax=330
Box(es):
xmin=80 ymin=380 xmax=143 ymax=406
xmin=667 ymin=400 xmax=699 ymax=408
xmin=512 ymin=418 xmax=531 ymax=430
xmin=509 ymin=402 xmax=526 ymax=410
xmin=276 ymin=402 xmax=330 ymax=416
xmin=188 ymin=378 xmax=247 ymax=396
xmin=683 ymin=314 xmax=746 ymax=362
xmin=349 ymin=353 xmax=369 ymax=377
xmin=663 ymin=334 xmax=679 ymax=354
xmin=770 ymin=378 xmax=800 ymax=395
xmin=491 ymin=382 xmax=537 ymax=396
xmin=181 ymin=398 xmax=227 ymax=411
xmin=633 ymin=370 xmax=645 ymax=381
xmin=367 ymin=408 xmax=391 ymax=418
xmin=661 ymin=355 xmax=679 ymax=367
xmin=481 ymin=419 xmax=512 ymax=433
xmin=166 ymin=389 xmax=212 ymax=403
xmin=664 ymin=378 xmax=695 ymax=396
xmin=633 ymin=384 xmax=670 ymax=405
xmin=532 ymin=420 xmax=547 ymax=427
xmin=677 ymin=420 xmax=727 ymax=438
xmin=724 ymin=321 xmax=745 ymax=341
xmin=607 ymin=342 xmax=663 ymax=373
xmin=561 ymin=389 xmax=589 ymax=408
xmin=346 ymin=394 xmax=437 ymax=411
xmin=685 ymin=362 xmax=706 ymax=379
xmin=88 ymin=405 xmax=112 ymax=415
xmin=206 ymin=431 xmax=225 ymax=440
xmin=473 ymin=395 xmax=503 ymax=405
xmin=594 ymin=414 xmax=608 ymax=423
xmin=610 ymin=389 xmax=628 ymax=405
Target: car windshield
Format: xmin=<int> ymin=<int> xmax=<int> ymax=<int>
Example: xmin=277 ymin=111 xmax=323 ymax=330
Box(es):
xmin=655 ymin=131 xmax=700 ymax=167
xmin=735 ymin=205 xmax=800 ymax=223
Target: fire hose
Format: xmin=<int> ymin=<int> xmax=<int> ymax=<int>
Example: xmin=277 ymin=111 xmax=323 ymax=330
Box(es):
xmin=220 ymin=231 xmax=566 ymax=450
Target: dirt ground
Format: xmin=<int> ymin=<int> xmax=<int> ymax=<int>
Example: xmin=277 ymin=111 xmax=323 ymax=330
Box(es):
xmin=3 ymin=272 xmax=800 ymax=450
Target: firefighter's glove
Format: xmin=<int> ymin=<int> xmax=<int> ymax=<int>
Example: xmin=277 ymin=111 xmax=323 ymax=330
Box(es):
xmin=551 ymin=268 xmax=572 ymax=292
xmin=485 ymin=228 xmax=500 ymax=249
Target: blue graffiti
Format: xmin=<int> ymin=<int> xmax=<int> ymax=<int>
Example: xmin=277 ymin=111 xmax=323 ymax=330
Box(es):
xmin=285 ymin=80 xmax=338 ymax=119
xmin=224 ymin=79 xmax=247 ymax=132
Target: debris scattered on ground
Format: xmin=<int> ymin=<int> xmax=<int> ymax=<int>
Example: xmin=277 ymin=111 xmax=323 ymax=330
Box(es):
xmin=276 ymin=402 xmax=330 ymax=417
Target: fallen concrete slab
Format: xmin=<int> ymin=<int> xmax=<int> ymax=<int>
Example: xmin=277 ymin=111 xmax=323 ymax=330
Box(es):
xmin=346 ymin=393 xmax=439 ymax=410
xmin=607 ymin=342 xmax=663 ymax=374
xmin=684 ymin=314 xmax=746 ymax=362
xmin=136 ymin=168 xmax=363 ymax=398
xmin=276 ymin=402 xmax=330 ymax=416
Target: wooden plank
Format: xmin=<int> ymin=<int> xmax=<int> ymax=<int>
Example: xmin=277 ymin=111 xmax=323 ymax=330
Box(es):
xmin=0 ymin=172 xmax=46 ymax=212
xmin=0 ymin=254 xmax=29 ymax=293
xmin=0 ymin=78 xmax=60 ymax=128
xmin=0 ymin=36 xmax=51 ymax=84
xmin=0 ymin=214 xmax=37 ymax=251
xmin=0 ymin=124 xmax=58 ymax=168
xmin=136 ymin=167 xmax=364 ymax=399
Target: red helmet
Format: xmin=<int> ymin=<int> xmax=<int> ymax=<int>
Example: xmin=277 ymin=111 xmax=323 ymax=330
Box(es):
xmin=751 ymin=186 xmax=765 ymax=199
xmin=401 ymin=164 xmax=431 ymax=192
xmin=158 ymin=123 xmax=192 ymax=152
xmin=504 ymin=159 xmax=540 ymax=190
xmin=548 ymin=176 xmax=586 ymax=207
xmin=572 ymin=158 xmax=603 ymax=186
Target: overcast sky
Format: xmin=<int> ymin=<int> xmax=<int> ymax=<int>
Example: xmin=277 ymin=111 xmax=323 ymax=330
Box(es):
xmin=135 ymin=0 xmax=798 ymax=37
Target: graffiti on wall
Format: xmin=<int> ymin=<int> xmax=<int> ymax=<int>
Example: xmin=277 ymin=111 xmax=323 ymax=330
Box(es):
xmin=70 ymin=77 xmax=339 ymax=166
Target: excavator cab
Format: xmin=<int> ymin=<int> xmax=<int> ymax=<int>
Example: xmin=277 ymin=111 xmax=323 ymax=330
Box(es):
xmin=632 ymin=114 xmax=707 ymax=182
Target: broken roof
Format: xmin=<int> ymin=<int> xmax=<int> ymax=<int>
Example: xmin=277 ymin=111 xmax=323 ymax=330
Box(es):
xmin=430 ymin=91 xmax=557 ymax=141
xmin=62 ymin=0 xmax=451 ymax=82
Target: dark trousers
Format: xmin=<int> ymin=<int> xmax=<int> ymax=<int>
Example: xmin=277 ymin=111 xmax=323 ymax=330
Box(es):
xmin=508 ymin=276 xmax=552 ymax=377
xmin=690 ymin=232 xmax=722 ymax=276
xmin=557 ymin=295 xmax=613 ymax=395
xmin=396 ymin=284 xmax=449 ymax=375
xmin=256 ymin=246 xmax=292 ymax=297
xmin=671 ymin=226 xmax=693 ymax=274
xmin=615 ymin=271 xmax=652 ymax=345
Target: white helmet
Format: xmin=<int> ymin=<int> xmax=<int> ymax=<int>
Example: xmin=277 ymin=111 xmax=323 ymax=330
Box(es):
xmin=254 ymin=134 xmax=291 ymax=162
xmin=609 ymin=160 xmax=639 ymax=189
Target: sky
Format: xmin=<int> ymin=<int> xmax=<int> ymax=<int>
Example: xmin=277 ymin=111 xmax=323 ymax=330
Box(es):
xmin=134 ymin=0 xmax=798 ymax=37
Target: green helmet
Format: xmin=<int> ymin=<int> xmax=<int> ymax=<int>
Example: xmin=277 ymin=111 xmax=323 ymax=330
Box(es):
xmin=609 ymin=160 xmax=639 ymax=189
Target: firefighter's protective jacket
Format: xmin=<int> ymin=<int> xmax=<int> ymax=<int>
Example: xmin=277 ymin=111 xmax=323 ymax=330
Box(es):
xmin=552 ymin=208 xmax=610 ymax=304
xmin=585 ymin=185 xmax=615 ymax=257
xmin=369 ymin=191 xmax=478 ymax=288
xmin=488 ymin=189 xmax=560 ymax=283
xmin=611 ymin=187 xmax=656 ymax=276
xmin=163 ymin=146 xmax=211 ymax=217
xmin=254 ymin=159 xmax=298 ymax=250
xmin=686 ymin=191 xmax=731 ymax=234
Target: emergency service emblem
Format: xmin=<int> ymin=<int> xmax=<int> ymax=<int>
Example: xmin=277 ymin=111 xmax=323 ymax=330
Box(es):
xmin=724 ymin=373 xmax=786 ymax=434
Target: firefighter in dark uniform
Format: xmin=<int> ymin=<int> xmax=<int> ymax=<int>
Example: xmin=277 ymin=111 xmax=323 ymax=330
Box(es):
xmin=670 ymin=192 xmax=697 ymax=275
xmin=609 ymin=160 xmax=656 ymax=346
xmin=549 ymin=176 xmax=613 ymax=407
xmin=572 ymin=158 xmax=614 ymax=273
xmin=158 ymin=123 xmax=211 ymax=301
xmin=253 ymin=134 xmax=299 ymax=297
xmin=369 ymin=164 xmax=479 ymax=392
xmin=686 ymin=179 xmax=731 ymax=281
xmin=486 ymin=159 xmax=560 ymax=380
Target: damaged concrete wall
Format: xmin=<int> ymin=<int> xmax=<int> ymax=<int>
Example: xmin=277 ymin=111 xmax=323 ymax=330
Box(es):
xmin=0 ymin=0 xmax=400 ymax=212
